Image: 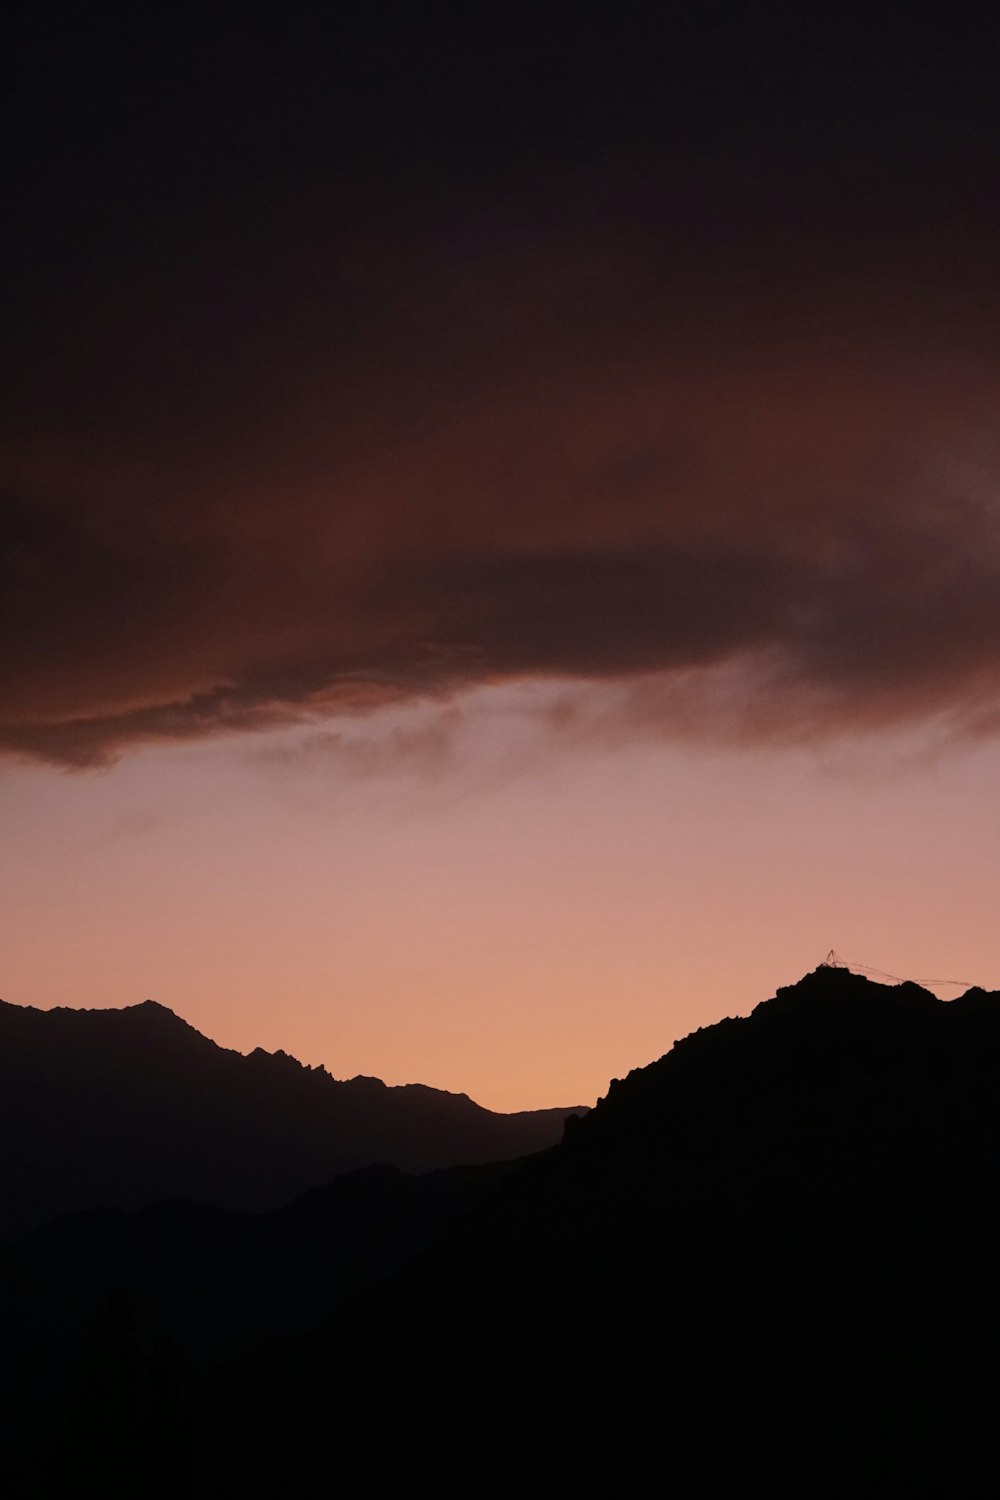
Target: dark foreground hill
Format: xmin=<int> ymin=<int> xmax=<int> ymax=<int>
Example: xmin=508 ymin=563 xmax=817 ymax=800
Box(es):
xmin=0 ymin=1159 xmax=515 ymax=1470
xmin=12 ymin=965 xmax=1000 ymax=1496
xmin=0 ymin=997 xmax=584 ymax=1235
xmin=192 ymin=965 xmax=1000 ymax=1495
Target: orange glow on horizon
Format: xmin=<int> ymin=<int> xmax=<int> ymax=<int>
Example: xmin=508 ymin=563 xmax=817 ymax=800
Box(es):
xmin=3 ymin=701 xmax=998 ymax=1113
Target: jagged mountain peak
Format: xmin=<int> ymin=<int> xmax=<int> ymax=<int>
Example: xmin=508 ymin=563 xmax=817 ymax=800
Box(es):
xmin=132 ymin=996 xmax=183 ymax=1016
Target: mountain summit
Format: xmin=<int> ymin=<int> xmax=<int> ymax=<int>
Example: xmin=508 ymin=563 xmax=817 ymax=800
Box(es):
xmin=0 ymin=997 xmax=585 ymax=1235
xmin=189 ymin=964 xmax=1000 ymax=1494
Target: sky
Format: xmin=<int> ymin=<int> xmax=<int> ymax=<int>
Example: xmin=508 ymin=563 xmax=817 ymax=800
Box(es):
xmin=4 ymin=2 xmax=1000 ymax=1109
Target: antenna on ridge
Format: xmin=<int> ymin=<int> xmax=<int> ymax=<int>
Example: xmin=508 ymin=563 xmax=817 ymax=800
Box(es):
xmin=821 ymin=949 xmax=843 ymax=968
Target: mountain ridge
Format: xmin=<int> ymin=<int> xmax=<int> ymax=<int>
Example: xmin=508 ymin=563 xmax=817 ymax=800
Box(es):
xmin=8 ymin=965 xmax=1000 ymax=1494
xmin=0 ymin=995 xmax=559 ymax=1105
xmin=0 ymin=994 xmax=586 ymax=1237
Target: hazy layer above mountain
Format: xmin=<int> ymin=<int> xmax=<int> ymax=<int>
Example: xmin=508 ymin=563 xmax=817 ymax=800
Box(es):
xmin=0 ymin=997 xmax=585 ymax=1235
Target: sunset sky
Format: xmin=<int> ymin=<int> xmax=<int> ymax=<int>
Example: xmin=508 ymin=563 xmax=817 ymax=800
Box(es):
xmin=4 ymin=2 xmax=1000 ymax=1109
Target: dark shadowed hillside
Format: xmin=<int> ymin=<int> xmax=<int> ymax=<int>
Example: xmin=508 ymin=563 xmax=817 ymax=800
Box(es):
xmin=186 ymin=965 xmax=1000 ymax=1495
xmin=0 ymin=1159 xmax=515 ymax=1472
xmin=0 ymin=997 xmax=584 ymax=1235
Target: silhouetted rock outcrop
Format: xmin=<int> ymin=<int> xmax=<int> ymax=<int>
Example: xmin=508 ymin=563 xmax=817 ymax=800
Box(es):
xmin=0 ymin=997 xmax=585 ymax=1236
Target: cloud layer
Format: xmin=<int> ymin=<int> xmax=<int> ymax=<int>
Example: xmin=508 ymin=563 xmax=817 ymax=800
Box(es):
xmin=6 ymin=339 xmax=1000 ymax=767
xmin=6 ymin=3 xmax=1000 ymax=766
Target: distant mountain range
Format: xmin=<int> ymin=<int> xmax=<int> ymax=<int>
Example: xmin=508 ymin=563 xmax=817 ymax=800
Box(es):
xmin=0 ymin=997 xmax=585 ymax=1236
xmin=7 ymin=966 xmax=1000 ymax=1495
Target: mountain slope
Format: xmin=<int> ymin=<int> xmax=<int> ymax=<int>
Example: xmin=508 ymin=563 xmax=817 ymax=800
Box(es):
xmin=191 ymin=965 xmax=1000 ymax=1494
xmin=0 ymin=1158 xmax=516 ymax=1469
xmin=0 ymin=997 xmax=585 ymax=1235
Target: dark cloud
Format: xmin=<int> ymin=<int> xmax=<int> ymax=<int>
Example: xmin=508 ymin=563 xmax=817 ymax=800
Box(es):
xmin=5 ymin=3 xmax=1000 ymax=766
xmin=6 ymin=439 xmax=1000 ymax=767
xmin=404 ymin=545 xmax=798 ymax=677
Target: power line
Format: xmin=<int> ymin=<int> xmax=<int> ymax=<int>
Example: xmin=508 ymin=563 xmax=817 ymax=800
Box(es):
xmin=820 ymin=950 xmax=971 ymax=990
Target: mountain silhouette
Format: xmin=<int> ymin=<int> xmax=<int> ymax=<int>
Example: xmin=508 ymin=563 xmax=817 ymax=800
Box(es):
xmin=189 ymin=965 xmax=1000 ymax=1494
xmin=0 ymin=997 xmax=585 ymax=1236
xmin=10 ymin=965 xmax=1000 ymax=1496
